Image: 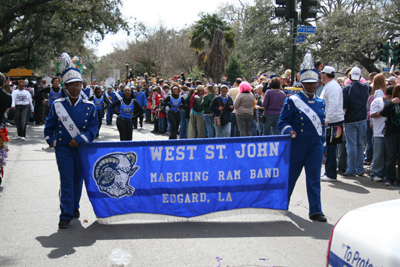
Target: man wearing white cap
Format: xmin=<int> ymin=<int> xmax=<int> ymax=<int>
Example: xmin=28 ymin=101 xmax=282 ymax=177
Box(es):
xmin=278 ymin=53 xmax=327 ymax=222
xmin=44 ymin=53 xmax=98 ymax=229
xmin=342 ymin=66 xmax=371 ymax=177
xmin=319 ymin=66 xmax=345 ymax=182
xmin=386 ymin=76 xmax=397 ymax=86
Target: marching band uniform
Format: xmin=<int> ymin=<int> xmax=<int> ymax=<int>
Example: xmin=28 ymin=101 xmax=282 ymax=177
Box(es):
xmin=278 ymin=53 xmax=327 ymax=222
xmin=104 ymin=86 xmax=115 ymax=125
xmin=111 ymin=90 xmax=144 ymax=141
xmin=80 ymin=83 xmax=93 ymax=101
xmin=89 ymin=92 xmax=109 ymax=138
xmin=161 ymin=87 xmax=187 ymax=139
xmin=39 ymin=84 xmax=67 ymax=116
xmin=44 ymin=53 xmax=98 ymax=229
xmin=112 ymin=87 xmax=124 ymax=113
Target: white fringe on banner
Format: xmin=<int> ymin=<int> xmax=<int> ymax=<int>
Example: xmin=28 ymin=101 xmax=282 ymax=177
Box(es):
xmin=96 ymin=208 xmax=288 ymax=225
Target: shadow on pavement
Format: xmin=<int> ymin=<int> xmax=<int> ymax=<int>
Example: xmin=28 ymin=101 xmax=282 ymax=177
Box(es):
xmin=0 ymin=256 xmax=17 ymax=266
xmin=36 ymin=215 xmax=332 ymax=259
xmin=327 ymin=175 xmax=400 ymax=193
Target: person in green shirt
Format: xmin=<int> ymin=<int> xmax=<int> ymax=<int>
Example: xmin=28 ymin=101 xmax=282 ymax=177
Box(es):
xmin=201 ymin=85 xmax=216 ymax=138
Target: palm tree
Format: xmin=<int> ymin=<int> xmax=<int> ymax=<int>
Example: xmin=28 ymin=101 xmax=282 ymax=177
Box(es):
xmin=189 ymin=13 xmax=235 ymax=83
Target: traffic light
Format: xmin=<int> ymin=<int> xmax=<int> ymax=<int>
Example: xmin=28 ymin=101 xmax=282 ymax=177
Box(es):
xmin=392 ymin=42 xmax=400 ymax=65
xmin=275 ymin=0 xmax=296 ymax=20
xmin=301 ymin=0 xmax=318 ymax=20
xmin=380 ymin=43 xmax=390 ymax=63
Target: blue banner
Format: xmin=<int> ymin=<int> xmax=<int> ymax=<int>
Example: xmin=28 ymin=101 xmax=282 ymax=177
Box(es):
xmin=78 ymin=135 xmax=291 ymax=218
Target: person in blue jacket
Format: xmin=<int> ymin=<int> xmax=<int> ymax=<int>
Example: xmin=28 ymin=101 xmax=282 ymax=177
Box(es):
xmin=39 ymin=77 xmax=67 ymax=117
xmin=44 ymin=53 xmax=98 ymax=229
xmin=89 ymin=86 xmax=109 ymax=138
xmin=133 ymin=85 xmax=147 ymax=129
xmin=80 ymin=79 xmax=93 ymax=101
xmin=111 ymin=86 xmax=144 ymax=141
xmin=104 ymin=85 xmax=115 ymax=125
xmin=113 ymin=84 xmax=124 ymax=114
xmin=278 ymin=53 xmax=327 ymax=222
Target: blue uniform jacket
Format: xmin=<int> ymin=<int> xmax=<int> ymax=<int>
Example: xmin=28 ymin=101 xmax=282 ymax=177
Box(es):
xmin=81 ymin=87 xmax=93 ymax=99
xmin=104 ymin=91 xmax=115 ymax=105
xmin=278 ymin=91 xmax=327 ymax=151
xmin=44 ymin=97 xmax=98 ymax=146
xmin=135 ymin=91 xmax=147 ymax=107
xmin=112 ymin=91 xmax=124 ymax=112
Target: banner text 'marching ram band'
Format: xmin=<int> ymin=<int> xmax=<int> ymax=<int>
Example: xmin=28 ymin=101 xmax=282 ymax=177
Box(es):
xmin=78 ymin=136 xmax=291 ymax=218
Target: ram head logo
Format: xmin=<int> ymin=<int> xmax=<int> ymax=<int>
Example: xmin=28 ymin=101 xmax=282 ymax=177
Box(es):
xmin=92 ymin=152 xmax=140 ymax=198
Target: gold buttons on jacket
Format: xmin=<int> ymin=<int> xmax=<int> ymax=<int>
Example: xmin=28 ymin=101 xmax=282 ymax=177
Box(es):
xmin=59 ymin=131 xmax=62 ymax=134
xmin=301 ymin=129 xmax=303 ymax=132
xmin=87 ymin=107 xmax=90 ymax=110
xmin=86 ymin=113 xmax=88 ymax=116
xmin=59 ymin=138 xmax=62 ymax=141
xmin=83 ymin=126 xmax=86 ymax=129
xmin=301 ymin=117 xmax=303 ymax=120
xmin=85 ymin=120 xmax=87 ymax=122
xmin=299 ymin=111 xmax=302 ymax=114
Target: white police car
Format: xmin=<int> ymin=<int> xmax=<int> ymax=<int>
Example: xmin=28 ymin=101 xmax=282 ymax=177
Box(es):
xmin=326 ymin=199 xmax=400 ymax=267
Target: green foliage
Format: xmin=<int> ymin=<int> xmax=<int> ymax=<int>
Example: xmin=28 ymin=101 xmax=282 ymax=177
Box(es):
xmin=189 ymin=13 xmax=235 ymax=51
xmin=225 ymin=55 xmax=244 ymax=84
xmin=0 ymin=0 xmax=130 ymax=73
xmin=187 ymin=66 xmax=203 ymax=80
xmin=189 ymin=13 xmax=236 ymax=81
xmin=237 ymin=0 xmax=306 ymax=78
xmin=309 ymin=0 xmax=392 ymax=72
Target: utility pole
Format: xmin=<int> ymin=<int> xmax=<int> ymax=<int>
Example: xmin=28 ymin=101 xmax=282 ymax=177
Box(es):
xmin=291 ymin=11 xmax=298 ymax=86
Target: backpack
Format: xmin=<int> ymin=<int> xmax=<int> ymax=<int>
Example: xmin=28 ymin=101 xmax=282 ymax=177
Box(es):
xmin=193 ymin=94 xmax=204 ymax=112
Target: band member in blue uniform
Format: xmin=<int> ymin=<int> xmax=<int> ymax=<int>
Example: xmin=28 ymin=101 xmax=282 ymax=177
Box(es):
xmin=105 ymin=85 xmax=115 ymax=125
xmin=111 ymin=86 xmax=144 ymax=141
xmin=161 ymin=85 xmax=187 ymax=139
xmin=39 ymin=77 xmax=66 ymax=117
xmin=44 ymin=53 xmax=98 ymax=229
xmin=113 ymin=84 xmax=124 ymax=114
xmin=80 ymin=79 xmax=93 ymax=101
xmin=89 ymin=86 xmax=109 ymax=138
xmin=278 ymin=53 xmax=327 ymax=222
xmin=132 ymin=86 xmax=147 ymax=129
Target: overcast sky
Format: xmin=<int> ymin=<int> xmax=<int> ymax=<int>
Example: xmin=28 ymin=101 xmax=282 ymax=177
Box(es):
xmin=95 ymin=0 xmax=244 ymax=56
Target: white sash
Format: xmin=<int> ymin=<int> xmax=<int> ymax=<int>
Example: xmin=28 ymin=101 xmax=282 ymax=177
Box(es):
xmin=116 ymin=91 xmax=122 ymax=101
xmin=54 ymin=102 xmax=81 ymax=139
xmin=104 ymin=91 xmax=112 ymax=104
xmin=290 ymin=95 xmax=323 ymax=136
xmin=80 ymin=88 xmax=89 ymax=100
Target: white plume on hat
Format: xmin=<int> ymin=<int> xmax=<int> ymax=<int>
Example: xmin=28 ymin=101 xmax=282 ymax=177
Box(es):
xmin=59 ymin=52 xmax=82 ymax=84
xmin=300 ymin=52 xmax=319 ymax=83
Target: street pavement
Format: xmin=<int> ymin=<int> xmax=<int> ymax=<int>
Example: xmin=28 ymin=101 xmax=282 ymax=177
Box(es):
xmin=0 ymin=116 xmax=399 ymax=267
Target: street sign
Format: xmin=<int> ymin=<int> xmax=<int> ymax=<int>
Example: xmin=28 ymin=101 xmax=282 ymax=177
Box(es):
xmin=297 ymin=26 xmax=317 ymax=34
xmin=295 ymin=35 xmax=306 ymax=44
xmin=383 ymin=68 xmax=392 ymax=72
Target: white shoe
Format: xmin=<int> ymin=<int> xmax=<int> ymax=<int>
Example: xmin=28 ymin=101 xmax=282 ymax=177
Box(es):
xmin=371 ymin=177 xmax=383 ymax=182
xmin=321 ymin=176 xmax=337 ymax=182
xmin=17 ymin=136 xmax=21 ymax=139
xmin=20 ymin=137 xmax=25 ymax=140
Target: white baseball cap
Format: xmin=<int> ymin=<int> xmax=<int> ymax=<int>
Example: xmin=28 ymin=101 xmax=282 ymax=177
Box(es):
xmin=350 ymin=67 xmax=361 ymax=81
xmin=320 ymin=66 xmax=335 ymax=75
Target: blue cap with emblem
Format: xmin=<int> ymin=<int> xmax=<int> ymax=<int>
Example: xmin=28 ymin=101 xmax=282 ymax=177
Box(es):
xmin=59 ymin=52 xmax=82 ymax=84
xmin=300 ymin=53 xmax=319 ymax=83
